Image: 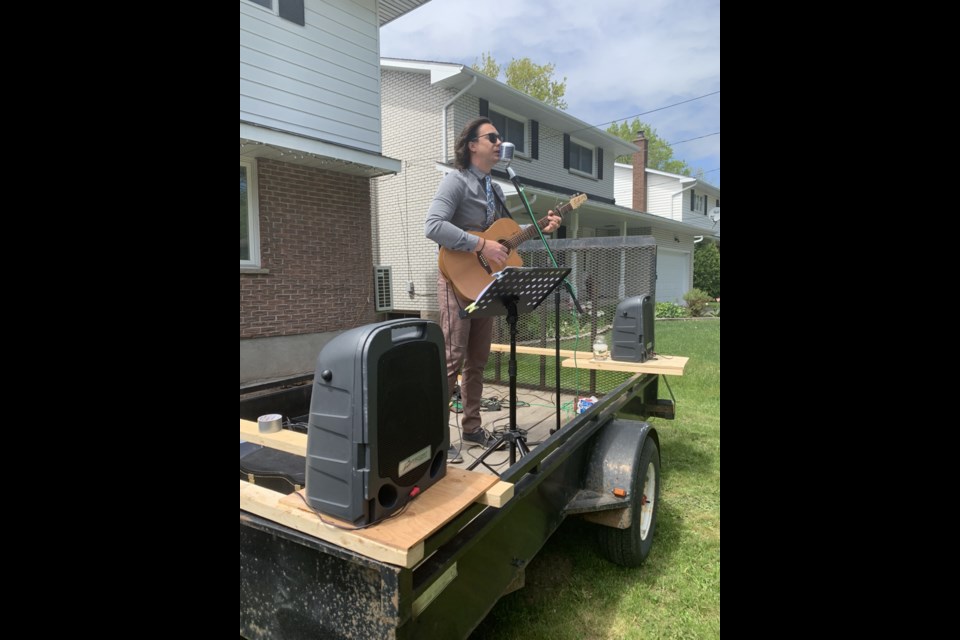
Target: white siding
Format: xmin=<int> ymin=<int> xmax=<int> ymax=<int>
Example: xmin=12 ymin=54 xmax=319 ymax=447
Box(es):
xmin=614 ymin=164 xmax=633 ymax=208
xmin=616 ymin=166 xmax=721 ymax=235
xmin=613 ymin=170 xmax=690 ymax=220
xmin=648 ymin=174 xmax=680 ymax=219
xmin=240 ymin=0 xmax=383 ymax=152
xmin=680 ymin=185 xmax=721 ymax=232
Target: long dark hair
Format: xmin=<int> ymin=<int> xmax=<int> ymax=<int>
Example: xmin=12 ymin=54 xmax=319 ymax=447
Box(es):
xmin=454 ymin=116 xmax=493 ymax=170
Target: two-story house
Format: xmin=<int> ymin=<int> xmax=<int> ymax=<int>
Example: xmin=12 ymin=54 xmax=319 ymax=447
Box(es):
xmin=372 ymin=59 xmax=711 ymax=315
xmin=239 ymin=0 xmax=430 ymax=384
xmin=612 ymin=143 xmax=720 ymax=303
xmin=614 ymin=155 xmax=720 ymax=236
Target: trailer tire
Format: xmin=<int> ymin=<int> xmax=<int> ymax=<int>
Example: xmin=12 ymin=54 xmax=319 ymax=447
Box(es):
xmin=597 ymin=437 xmax=660 ymax=567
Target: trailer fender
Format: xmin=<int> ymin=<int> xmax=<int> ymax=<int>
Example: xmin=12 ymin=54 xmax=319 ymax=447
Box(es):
xmin=563 ymin=418 xmax=659 ymax=529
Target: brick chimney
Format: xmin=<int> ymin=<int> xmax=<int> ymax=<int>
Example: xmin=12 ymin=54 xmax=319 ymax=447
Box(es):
xmin=632 ymin=132 xmax=648 ymax=213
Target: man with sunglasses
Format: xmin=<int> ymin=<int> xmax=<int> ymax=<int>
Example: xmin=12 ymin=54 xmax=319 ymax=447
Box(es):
xmin=426 ymin=117 xmax=561 ymax=463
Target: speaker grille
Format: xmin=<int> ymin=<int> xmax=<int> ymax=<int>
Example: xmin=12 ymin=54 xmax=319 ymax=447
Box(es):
xmin=376 ymin=341 xmax=445 ymax=483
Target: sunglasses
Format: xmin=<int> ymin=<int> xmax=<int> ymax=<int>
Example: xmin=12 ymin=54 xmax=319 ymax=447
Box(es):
xmin=472 ymin=132 xmax=502 ymax=144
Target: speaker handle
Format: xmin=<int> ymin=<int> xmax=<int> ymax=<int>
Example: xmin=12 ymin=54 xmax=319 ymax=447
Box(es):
xmin=390 ymin=322 xmax=425 ymax=343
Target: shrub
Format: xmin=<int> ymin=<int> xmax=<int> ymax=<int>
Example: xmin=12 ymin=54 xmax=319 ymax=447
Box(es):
xmin=656 ymin=301 xmax=688 ymax=318
xmin=683 ymin=288 xmax=713 ymax=317
xmin=694 ymin=242 xmax=720 ymax=298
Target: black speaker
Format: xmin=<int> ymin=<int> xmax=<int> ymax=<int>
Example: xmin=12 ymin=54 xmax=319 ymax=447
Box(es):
xmin=611 ymin=294 xmax=655 ymax=363
xmin=305 ymin=319 xmax=448 ymax=525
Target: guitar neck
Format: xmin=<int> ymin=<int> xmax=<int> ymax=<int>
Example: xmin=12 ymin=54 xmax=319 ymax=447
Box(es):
xmin=512 ymin=201 xmax=573 ymax=246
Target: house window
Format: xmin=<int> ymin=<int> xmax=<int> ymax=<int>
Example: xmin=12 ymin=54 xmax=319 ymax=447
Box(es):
xmin=690 ymin=191 xmax=708 ymax=214
xmin=569 ymin=141 xmax=593 ymax=175
xmin=240 ymin=160 xmax=261 ymax=267
xmin=244 ymin=0 xmax=304 ymax=25
xmin=490 ymin=110 xmax=525 ymax=154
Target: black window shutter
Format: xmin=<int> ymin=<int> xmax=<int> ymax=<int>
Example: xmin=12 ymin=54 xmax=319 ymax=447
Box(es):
xmin=278 ymin=0 xmax=305 ymax=25
xmin=530 ymin=120 xmax=539 ymax=159
xmin=563 ymin=134 xmax=570 ymax=169
xmin=479 ymin=99 xmax=489 ymax=117
xmin=690 ymin=189 xmax=695 ymax=209
xmin=597 ymin=148 xmax=603 ymax=180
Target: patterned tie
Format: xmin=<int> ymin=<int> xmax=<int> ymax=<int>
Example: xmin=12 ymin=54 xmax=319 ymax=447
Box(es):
xmin=484 ymin=175 xmax=495 ymax=227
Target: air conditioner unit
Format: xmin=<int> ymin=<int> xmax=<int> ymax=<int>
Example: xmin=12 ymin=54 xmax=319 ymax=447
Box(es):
xmin=374 ymin=266 xmax=393 ymax=312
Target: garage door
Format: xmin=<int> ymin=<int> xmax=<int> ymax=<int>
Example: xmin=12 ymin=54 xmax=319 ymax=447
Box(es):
xmin=656 ymin=249 xmax=690 ymax=304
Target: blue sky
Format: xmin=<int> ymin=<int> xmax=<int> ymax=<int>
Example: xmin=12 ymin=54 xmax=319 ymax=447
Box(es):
xmin=381 ymin=0 xmax=720 ymax=187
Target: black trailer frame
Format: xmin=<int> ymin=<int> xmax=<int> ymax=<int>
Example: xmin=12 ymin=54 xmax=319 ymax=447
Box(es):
xmin=241 ymin=370 xmax=672 ymax=639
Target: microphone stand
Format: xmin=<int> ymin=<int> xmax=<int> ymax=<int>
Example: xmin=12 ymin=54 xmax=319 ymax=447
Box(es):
xmin=505 ymin=166 xmax=584 ymax=315
xmin=505 ymin=165 xmax=584 ymax=436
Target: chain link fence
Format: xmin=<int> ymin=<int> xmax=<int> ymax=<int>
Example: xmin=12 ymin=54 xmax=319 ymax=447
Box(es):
xmin=485 ymin=236 xmax=657 ymax=397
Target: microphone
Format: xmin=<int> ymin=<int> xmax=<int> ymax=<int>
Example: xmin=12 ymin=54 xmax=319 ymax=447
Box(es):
xmin=498 ymin=141 xmax=515 ymax=166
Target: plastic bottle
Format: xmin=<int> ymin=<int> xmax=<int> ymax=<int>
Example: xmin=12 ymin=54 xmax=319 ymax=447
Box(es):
xmin=592 ymin=335 xmax=608 ymax=361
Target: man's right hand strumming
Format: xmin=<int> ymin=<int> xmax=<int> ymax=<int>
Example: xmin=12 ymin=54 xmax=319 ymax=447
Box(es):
xmin=478 ymin=238 xmax=509 ymax=264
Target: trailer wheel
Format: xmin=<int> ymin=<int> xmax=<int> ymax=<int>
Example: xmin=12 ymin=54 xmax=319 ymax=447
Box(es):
xmin=597 ymin=437 xmax=660 ymax=567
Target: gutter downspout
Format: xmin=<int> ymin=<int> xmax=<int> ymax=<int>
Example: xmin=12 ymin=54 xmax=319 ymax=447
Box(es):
xmin=670 ymin=180 xmax=698 ymax=221
xmin=441 ymin=75 xmax=477 ymax=163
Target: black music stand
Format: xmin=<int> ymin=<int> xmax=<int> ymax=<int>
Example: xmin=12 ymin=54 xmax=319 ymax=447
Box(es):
xmin=461 ymin=266 xmax=571 ymax=473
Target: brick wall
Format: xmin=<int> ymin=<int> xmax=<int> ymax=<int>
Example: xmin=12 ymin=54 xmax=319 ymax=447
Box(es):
xmin=240 ymin=158 xmax=376 ymax=338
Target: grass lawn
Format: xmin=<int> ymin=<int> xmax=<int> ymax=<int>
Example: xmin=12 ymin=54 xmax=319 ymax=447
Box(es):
xmin=472 ymin=318 xmax=721 ymax=639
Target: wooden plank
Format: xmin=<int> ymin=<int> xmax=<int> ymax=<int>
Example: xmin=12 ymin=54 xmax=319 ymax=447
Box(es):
xmin=250 ymin=467 xmax=502 ymax=567
xmin=561 ymin=355 xmax=689 ymax=376
xmin=489 ymin=343 xmax=592 ymax=359
xmin=240 ymin=420 xmax=511 ymax=506
xmin=241 ymin=480 xmax=418 ymax=567
xmin=478 ymin=481 xmax=514 ymax=508
xmin=240 ymin=419 xmax=307 ymax=455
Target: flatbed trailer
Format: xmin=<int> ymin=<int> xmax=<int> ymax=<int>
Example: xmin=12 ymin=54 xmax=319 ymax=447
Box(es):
xmin=240 ymin=363 xmax=679 ymax=639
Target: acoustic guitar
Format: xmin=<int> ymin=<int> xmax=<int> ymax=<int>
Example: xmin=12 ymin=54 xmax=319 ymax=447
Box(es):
xmin=438 ymin=194 xmax=587 ymax=301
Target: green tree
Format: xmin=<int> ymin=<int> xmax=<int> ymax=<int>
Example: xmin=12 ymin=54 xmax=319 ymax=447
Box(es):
xmin=473 ymin=52 xmax=500 ymax=80
xmin=606 ymin=118 xmax=691 ymax=175
xmin=471 ymin=53 xmax=567 ymax=110
xmin=693 ymin=242 xmax=720 ymax=299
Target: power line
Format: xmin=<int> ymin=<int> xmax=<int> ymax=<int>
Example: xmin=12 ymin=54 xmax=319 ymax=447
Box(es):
xmin=667 ymin=132 xmax=720 ymax=146
xmin=553 ymin=90 xmax=721 ymax=139
xmin=604 ymin=91 xmax=720 ymax=125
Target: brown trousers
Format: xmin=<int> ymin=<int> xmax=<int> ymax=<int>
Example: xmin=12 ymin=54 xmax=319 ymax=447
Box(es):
xmin=437 ymin=271 xmax=493 ymax=434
